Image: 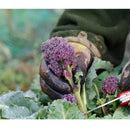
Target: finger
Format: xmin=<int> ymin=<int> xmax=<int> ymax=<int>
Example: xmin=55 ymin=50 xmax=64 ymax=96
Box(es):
xmin=76 ymin=48 xmax=93 ymax=83
xmin=40 ymin=77 xmax=63 ymax=100
xmin=77 ymin=48 xmax=93 ymax=75
xmin=119 ymin=60 xmax=130 ymax=91
xmin=39 ymin=57 xmax=72 ymax=94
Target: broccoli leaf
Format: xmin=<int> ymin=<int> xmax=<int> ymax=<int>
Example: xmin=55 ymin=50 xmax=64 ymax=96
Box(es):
xmin=75 ymin=71 xmax=83 ymax=83
xmin=47 ymin=100 xmax=84 ymax=119
xmin=85 ymin=57 xmax=113 ymax=88
xmin=86 ymin=86 xmax=97 ymax=110
xmin=113 ymin=106 xmax=130 ymax=119
xmin=103 ymin=114 xmax=113 ymax=119
xmin=94 ymin=57 xmax=113 ymax=72
xmin=86 ymin=71 xmax=109 ymax=110
xmin=23 ymin=90 xmax=38 ymax=101
xmin=0 ymin=91 xmax=40 ymax=119
xmin=88 ymin=114 xmax=98 ymax=119
xmin=2 ymin=106 xmax=30 ymax=119
xmin=85 ymin=63 xmax=97 ymax=88
xmin=88 ymin=114 xmax=112 ymax=119
xmin=36 ymin=99 xmax=84 ymax=119
xmin=36 ymin=106 xmax=49 ymax=119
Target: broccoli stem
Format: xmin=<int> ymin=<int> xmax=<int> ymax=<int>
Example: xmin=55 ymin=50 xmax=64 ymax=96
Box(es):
xmin=102 ymin=106 xmax=107 ymax=116
xmin=65 ymin=65 xmax=88 ymax=119
xmin=74 ymin=90 xmax=88 ymax=119
xmin=93 ymin=83 xmax=107 ymax=116
xmin=65 ymin=74 xmax=85 ymax=113
xmin=93 ymin=83 xmax=100 ymax=99
xmin=81 ymin=83 xmax=88 ymax=118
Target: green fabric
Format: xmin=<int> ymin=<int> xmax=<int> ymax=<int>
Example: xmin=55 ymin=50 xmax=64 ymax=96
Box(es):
xmin=50 ymin=9 xmax=130 ymax=66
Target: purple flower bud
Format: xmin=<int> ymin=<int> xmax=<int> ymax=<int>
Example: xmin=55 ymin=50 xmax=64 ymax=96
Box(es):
xmin=48 ymin=60 xmax=63 ymax=77
xmin=101 ymin=76 xmax=118 ymax=95
xmin=62 ymin=94 xmax=77 ymax=104
xmin=64 ymin=70 xmax=71 ymax=77
xmin=73 ymin=84 xmax=78 ymax=90
xmin=41 ymin=36 xmax=77 ymax=77
xmin=72 ymin=59 xmax=77 ymax=66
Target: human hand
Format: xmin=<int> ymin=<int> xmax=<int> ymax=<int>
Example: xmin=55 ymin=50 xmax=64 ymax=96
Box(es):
xmin=39 ymin=38 xmax=93 ymax=100
xmin=119 ymin=60 xmax=130 ymax=91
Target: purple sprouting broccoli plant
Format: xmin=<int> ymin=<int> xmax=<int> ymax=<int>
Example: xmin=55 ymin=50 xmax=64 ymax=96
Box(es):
xmin=101 ymin=76 xmax=118 ymax=95
xmin=41 ymin=36 xmax=77 ymax=77
xmin=62 ymin=94 xmax=77 ymax=104
xmin=41 ymin=36 xmax=88 ymax=118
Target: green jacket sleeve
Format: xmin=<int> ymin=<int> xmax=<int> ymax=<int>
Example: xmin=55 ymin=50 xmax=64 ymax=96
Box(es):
xmin=50 ymin=9 xmax=130 ymax=66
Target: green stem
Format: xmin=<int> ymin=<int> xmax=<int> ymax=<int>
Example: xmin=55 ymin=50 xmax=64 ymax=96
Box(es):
xmin=65 ymin=76 xmax=86 ymax=116
xmin=74 ymin=90 xmax=88 ymax=119
xmin=93 ymin=83 xmax=100 ymax=99
xmin=65 ymin=75 xmax=74 ymax=87
xmin=66 ymin=65 xmax=74 ymax=87
xmin=74 ymin=91 xmax=84 ymax=112
xmin=74 ymin=82 xmax=87 ymax=118
xmin=81 ymin=83 xmax=88 ymax=118
xmin=81 ymin=84 xmax=87 ymax=109
xmin=64 ymin=66 xmax=88 ymax=119
xmin=102 ymin=106 xmax=107 ymax=116
xmin=93 ymin=83 xmax=107 ymax=116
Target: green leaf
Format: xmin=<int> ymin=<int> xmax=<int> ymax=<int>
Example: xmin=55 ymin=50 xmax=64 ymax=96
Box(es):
xmin=75 ymin=71 xmax=83 ymax=84
xmin=102 ymin=114 xmax=112 ymax=119
xmin=0 ymin=91 xmax=40 ymax=119
xmin=37 ymin=91 xmax=52 ymax=105
xmin=75 ymin=71 xmax=83 ymax=80
xmin=88 ymin=114 xmax=98 ymax=119
xmin=94 ymin=57 xmax=113 ymax=72
xmin=92 ymin=71 xmax=110 ymax=97
xmin=86 ymin=71 xmax=111 ymax=114
xmin=97 ymin=71 xmax=109 ymax=81
xmin=86 ymin=86 xmax=97 ymax=110
xmin=113 ymin=106 xmax=130 ymax=119
xmin=106 ymin=94 xmax=118 ymax=113
xmin=85 ymin=57 xmax=113 ymax=88
xmin=36 ymin=99 xmax=84 ymax=119
xmin=24 ymin=90 xmax=38 ymax=101
xmin=85 ymin=63 xmax=97 ymax=88
xmin=36 ymin=106 xmax=48 ymax=119
xmin=48 ymin=100 xmax=84 ymax=119
xmin=89 ymin=114 xmax=112 ymax=119
xmin=2 ymin=106 xmax=30 ymax=119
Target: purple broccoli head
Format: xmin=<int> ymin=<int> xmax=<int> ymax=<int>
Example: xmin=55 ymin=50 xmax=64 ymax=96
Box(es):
xmin=41 ymin=36 xmax=77 ymax=77
xmin=62 ymin=94 xmax=77 ymax=104
xmin=101 ymin=76 xmax=118 ymax=95
xmin=48 ymin=60 xmax=63 ymax=77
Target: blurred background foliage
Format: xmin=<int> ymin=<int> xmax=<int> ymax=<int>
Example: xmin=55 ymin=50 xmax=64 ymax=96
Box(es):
xmin=0 ymin=9 xmax=64 ymax=94
xmin=0 ymin=9 xmax=129 ymax=95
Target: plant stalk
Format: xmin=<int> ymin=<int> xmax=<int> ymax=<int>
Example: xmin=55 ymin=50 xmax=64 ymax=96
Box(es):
xmin=65 ymin=65 xmax=88 ymax=118
xmin=102 ymin=106 xmax=107 ymax=116
xmin=94 ymin=83 xmax=107 ymax=116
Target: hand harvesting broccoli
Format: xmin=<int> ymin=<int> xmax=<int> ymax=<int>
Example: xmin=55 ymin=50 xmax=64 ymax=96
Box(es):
xmin=39 ymin=9 xmax=130 ymax=118
xmin=40 ymin=36 xmax=91 ymax=116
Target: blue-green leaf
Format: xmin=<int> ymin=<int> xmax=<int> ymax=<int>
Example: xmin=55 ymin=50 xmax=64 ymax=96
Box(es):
xmin=0 ymin=91 xmax=40 ymax=119
xmin=113 ymin=106 xmax=130 ymax=119
xmin=36 ymin=99 xmax=84 ymax=119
